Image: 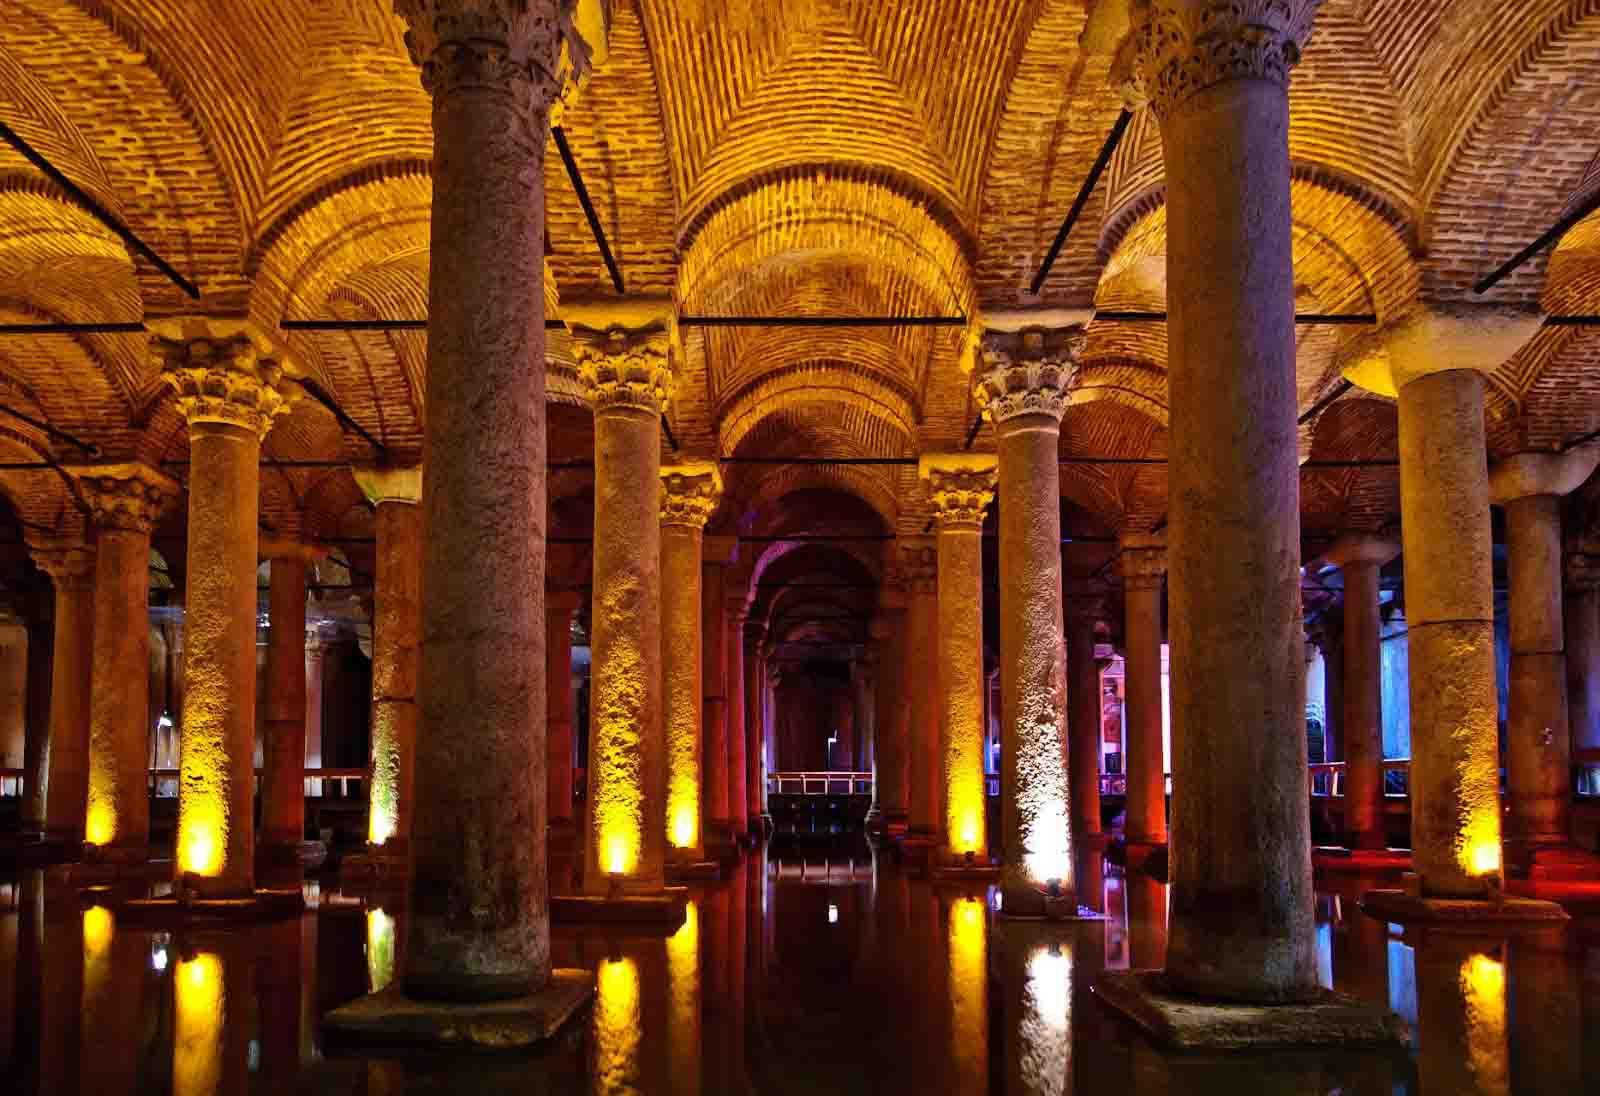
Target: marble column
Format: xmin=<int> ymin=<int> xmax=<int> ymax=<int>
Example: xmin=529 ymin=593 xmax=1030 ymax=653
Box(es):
xmin=1490 ymin=448 xmax=1599 ymax=854
xmin=900 ymin=538 xmax=941 ymax=845
xmin=1065 ymin=586 xmax=1105 ymax=848
xmin=726 ymin=598 xmax=749 ymax=838
xmin=701 ymin=537 xmax=737 ymax=846
xmin=27 ymin=541 xmax=95 ymax=843
xmin=259 ymin=539 xmax=323 ymax=864
xmin=1323 ymin=535 xmax=1399 ymax=851
xmin=974 ymin=324 xmax=1076 ymax=910
xmin=545 ymin=589 xmax=583 ymax=833
xmin=1120 ymin=537 xmax=1167 ymax=851
xmin=920 ymin=454 xmax=996 ymax=863
xmin=574 ymin=313 xmax=673 ymax=895
xmin=1125 ymin=0 xmax=1319 ymax=1000
xmin=1568 ymin=554 xmax=1600 ymax=759
xmin=743 ymin=621 xmax=766 ymax=831
xmin=159 ymin=331 xmax=287 ymax=897
xmin=69 ymin=464 xmax=177 ymax=860
xmin=659 ymin=462 xmax=720 ymax=861
xmin=353 ymin=467 xmax=423 ymax=854
xmin=394 ymin=0 xmax=564 ymax=1001
xmin=1343 ymin=306 xmax=1543 ymax=899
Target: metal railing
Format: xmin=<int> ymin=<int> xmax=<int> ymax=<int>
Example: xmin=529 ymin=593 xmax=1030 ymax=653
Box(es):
xmin=146 ymin=767 xmax=368 ymax=799
xmin=0 ymin=767 xmax=20 ymax=797
xmin=1309 ymin=760 xmax=1412 ymax=800
xmin=768 ymin=771 xmax=873 ymax=797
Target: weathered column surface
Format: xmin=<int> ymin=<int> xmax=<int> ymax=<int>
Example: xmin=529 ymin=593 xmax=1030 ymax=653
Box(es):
xmin=702 ymin=537 xmax=736 ymax=845
xmin=725 ymin=597 xmax=748 ymax=838
xmin=1568 ymin=555 xmax=1600 ymax=756
xmin=159 ymin=330 xmax=287 ymax=898
xmin=660 ymin=462 xmax=720 ymax=861
xmin=921 ymin=454 xmax=996 ymax=863
xmin=28 ymin=540 xmax=95 ymax=842
xmin=1066 ymin=587 xmax=1105 ymax=848
xmin=1344 ymin=305 xmax=1543 ymax=898
xmin=1323 ymin=535 xmax=1398 ymax=851
xmin=575 ymin=312 xmax=672 ymax=895
xmin=259 ymin=539 xmax=324 ymax=864
xmin=743 ymin=621 xmax=766 ymax=831
xmin=974 ymin=325 xmax=1077 ymax=909
xmin=1120 ymin=537 xmax=1167 ymax=850
xmin=1125 ymin=0 xmax=1318 ymax=1001
xmin=70 ymin=465 xmax=177 ymax=861
xmin=1490 ymin=449 xmax=1599 ymax=854
xmin=395 ymin=0 xmax=563 ymax=1002
xmin=353 ymin=467 xmax=422 ymax=855
xmin=900 ymin=539 xmax=941 ymax=844
xmin=546 ymin=589 xmax=582 ymax=833
xmin=866 ymin=605 xmax=906 ymax=831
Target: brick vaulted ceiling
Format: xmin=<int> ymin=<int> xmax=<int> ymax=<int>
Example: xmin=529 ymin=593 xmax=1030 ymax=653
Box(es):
xmin=0 ymin=0 xmax=1598 ymax=574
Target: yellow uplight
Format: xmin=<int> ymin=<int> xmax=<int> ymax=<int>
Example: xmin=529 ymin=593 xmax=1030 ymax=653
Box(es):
xmin=83 ymin=905 xmax=114 ymax=959
xmin=85 ymin=803 xmax=115 ymax=847
xmin=368 ymin=805 xmax=396 ymax=847
xmin=605 ymin=832 xmax=634 ymax=876
xmin=670 ymin=806 xmax=697 ymax=850
xmin=367 ymin=907 xmax=396 ymax=993
xmin=181 ymin=827 xmax=220 ymax=876
xmin=1468 ymin=839 xmax=1501 ymax=877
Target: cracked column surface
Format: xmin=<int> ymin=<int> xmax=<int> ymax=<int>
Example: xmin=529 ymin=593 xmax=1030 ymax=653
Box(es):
xmin=27 ymin=540 xmax=95 ymax=843
xmin=1323 ymin=536 xmax=1399 ymax=851
xmin=392 ymin=0 xmax=562 ymax=999
xmin=974 ymin=325 xmax=1076 ymax=911
xmin=900 ymin=539 xmax=941 ymax=843
xmin=69 ymin=465 xmax=177 ymax=862
xmin=353 ymin=467 xmax=422 ymax=855
xmin=701 ymin=538 xmax=736 ymax=845
xmin=159 ymin=330 xmax=287 ymax=897
xmin=575 ymin=316 xmax=672 ymax=896
xmin=259 ymin=539 xmax=323 ymax=862
xmin=1126 ymin=0 xmax=1319 ymax=1000
xmin=545 ymin=589 xmax=583 ymax=832
xmin=1065 ymin=587 xmax=1105 ymax=848
xmin=921 ymin=454 xmax=997 ymax=863
xmin=660 ymin=463 xmax=720 ymax=861
xmin=1491 ymin=448 xmax=1600 ymax=851
xmin=1342 ymin=302 xmax=1544 ymax=897
xmin=1119 ymin=537 xmax=1167 ymax=850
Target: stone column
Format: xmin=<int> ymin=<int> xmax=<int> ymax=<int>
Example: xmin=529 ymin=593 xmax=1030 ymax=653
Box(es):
xmin=27 ymin=541 xmax=95 ymax=843
xmin=743 ymin=621 xmax=766 ymax=831
xmin=158 ymin=331 xmax=287 ymax=897
xmin=392 ymin=0 xmax=564 ymax=1003
xmin=1125 ymin=0 xmax=1319 ymax=1001
xmin=1066 ymin=586 xmax=1105 ymax=847
xmin=1567 ymin=555 xmax=1600 ymax=758
xmin=259 ymin=539 xmax=324 ymax=865
xmin=974 ymin=324 xmax=1076 ymax=910
xmin=1490 ymin=449 xmax=1599 ymax=856
xmin=920 ymin=454 xmax=997 ymax=863
xmin=726 ymin=598 xmax=749 ymax=839
xmin=353 ymin=467 xmax=423 ymax=855
xmin=573 ymin=313 xmax=673 ymax=894
xmin=852 ymin=650 xmax=876 ymax=784
xmin=69 ymin=465 xmax=177 ymax=860
xmin=1323 ymin=535 xmax=1399 ymax=851
xmin=899 ymin=538 xmax=941 ymax=845
xmin=545 ymin=589 xmax=583 ymax=833
xmin=1120 ymin=537 xmax=1167 ymax=851
xmin=867 ymin=599 xmax=907 ymax=831
xmin=659 ymin=462 xmax=720 ymax=861
xmin=1342 ymin=306 xmax=1543 ymax=900
xmin=701 ymin=537 xmax=737 ymax=846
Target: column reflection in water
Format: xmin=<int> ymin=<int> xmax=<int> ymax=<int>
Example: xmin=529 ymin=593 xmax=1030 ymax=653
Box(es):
xmin=1508 ymin=927 xmax=1581 ymax=1095
xmin=1125 ymin=868 xmax=1168 ymax=972
xmin=946 ymin=894 xmax=988 ymax=1094
xmin=666 ymin=900 xmax=701 ymax=1096
xmin=79 ymin=905 xmax=144 ymax=1092
xmin=594 ymin=954 xmax=643 ymax=1095
xmin=1001 ymin=923 xmax=1074 ymax=1096
xmin=366 ymin=906 xmax=397 ymax=993
xmin=1414 ymin=931 xmax=1510 ymax=1096
xmin=173 ymin=939 xmax=249 ymax=1096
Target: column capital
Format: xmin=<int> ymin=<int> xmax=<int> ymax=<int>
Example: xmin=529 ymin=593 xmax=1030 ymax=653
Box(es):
xmin=572 ymin=321 xmax=674 ymax=416
xmin=1488 ymin=447 xmax=1600 ymax=505
xmin=660 ymin=461 xmax=722 ymax=528
xmin=395 ymin=0 xmax=574 ymax=108
xmin=259 ymin=536 xmax=330 ymax=565
xmin=891 ymin=538 xmax=939 ymax=593
xmin=353 ymin=464 xmax=423 ymax=507
xmin=1118 ymin=536 xmax=1168 ymax=590
xmin=919 ymin=453 xmax=997 ymax=531
xmin=973 ymin=319 xmax=1087 ymax=427
xmin=28 ymin=537 xmax=95 ymax=590
xmin=155 ymin=329 xmax=291 ymax=438
xmin=1320 ymin=533 xmax=1400 ymax=570
xmin=67 ymin=462 xmax=179 ymax=534
xmin=1337 ymin=302 xmax=1544 ymax=397
xmin=1117 ymin=0 xmax=1319 ymax=120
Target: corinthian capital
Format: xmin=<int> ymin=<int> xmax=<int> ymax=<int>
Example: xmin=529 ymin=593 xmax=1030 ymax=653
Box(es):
xmin=572 ymin=324 xmax=674 ymax=416
xmin=975 ymin=322 xmax=1086 ymax=427
xmin=1119 ymin=0 xmax=1319 ymax=119
xmin=920 ymin=454 xmax=998 ymax=531
xmin=660 ymin=462 xmax=722 ymax=529
xmin=1118 ymin=535 xmax=1168 ymax=591
xmin=156 ymin=332 xmax=290 ymax=438
xmin=68 ymin=463 xmax=180 ymax=535
xmin=395 ymin=0 xmax=574 ymax=105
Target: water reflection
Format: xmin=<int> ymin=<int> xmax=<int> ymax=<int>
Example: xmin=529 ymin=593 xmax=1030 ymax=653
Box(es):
xmin=0 ymin=855 xmax=1595 ymax=1093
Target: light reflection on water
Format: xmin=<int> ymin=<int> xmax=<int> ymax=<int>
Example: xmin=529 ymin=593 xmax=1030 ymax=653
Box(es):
xmin=0 ymin=851 xmax=1595 ymax=1093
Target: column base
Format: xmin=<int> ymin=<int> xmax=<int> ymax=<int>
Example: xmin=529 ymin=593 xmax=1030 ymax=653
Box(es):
xmin=1092 ymin=970 xmax=1406 ymax=1050
xmin=48 ymin=855 xmax=167 ymax=888
xmin=258 ymin=840 xmax=328 ymax=870
xmin=108 ymin=887 xmax=306 ymax=927
xmin=1503 ymin=841 xmax=1600 ymax=881
xmin=341 ymin=844 xmax=411 ymax=886
xmin=1311 ymin=846 xmax=1413 ymax=874
xmin=550 ymin=886 xmax=689 ymax=927
xmin=929 ymin=847 xmax=999 ymax=881
xmin=665 ymin=857 xmax=722 ymax=881
xmin=82 ymin=842 xmax=149 ymax=865
xmin=1360 ymin=887 xmax=1570 ymax=928
xmin=323 ymin=971 xmax=595 ymax=1050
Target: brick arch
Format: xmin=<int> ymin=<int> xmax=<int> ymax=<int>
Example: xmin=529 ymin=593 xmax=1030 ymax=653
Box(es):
xmin=718 ymin=368 xmax=916 ymax=457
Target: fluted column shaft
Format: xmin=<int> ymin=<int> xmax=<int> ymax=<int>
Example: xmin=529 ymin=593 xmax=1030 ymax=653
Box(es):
xmin=660 ymin=464 xmax=719 ymax=860
xmin=394 ymin=1 xmax=562 ymax=998
xmin=546 ymin=590 xmax=582 ymax=830
xmin=1121 ymin=542 xmax=1167 ymax=847
xmin=30 ymin=543 xmax=95 ymax=842
xmin=1127 ymin=0 xmax=1318 ymax=1001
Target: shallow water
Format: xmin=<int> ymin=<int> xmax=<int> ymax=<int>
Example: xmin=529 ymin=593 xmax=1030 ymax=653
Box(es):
xmin=1 ymin=840 xmax=1596 ymax=1094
